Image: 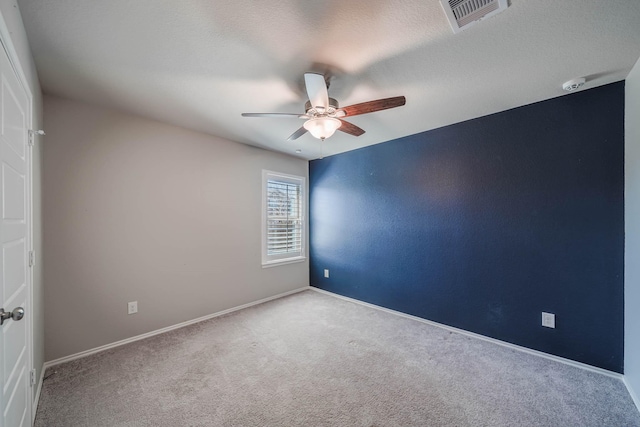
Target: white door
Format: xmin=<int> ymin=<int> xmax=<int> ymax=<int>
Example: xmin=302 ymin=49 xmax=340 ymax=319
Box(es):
xmin=0 ymin=39 xmax=31 ymax=427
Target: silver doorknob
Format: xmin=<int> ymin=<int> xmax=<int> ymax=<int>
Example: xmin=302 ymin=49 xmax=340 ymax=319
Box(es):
xmin=0 ymin=307 xmax=24 ymax=326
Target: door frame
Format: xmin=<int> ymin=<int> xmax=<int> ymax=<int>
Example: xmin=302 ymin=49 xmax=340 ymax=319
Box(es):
xmin=0 ymin=9 xmax=35 ymax=426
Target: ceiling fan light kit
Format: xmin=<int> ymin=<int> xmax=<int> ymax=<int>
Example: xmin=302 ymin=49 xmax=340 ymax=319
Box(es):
xmin=303 ymin=117 xmax=342 ymax=140
xmin=242 ymin=72 xmax=406 ymax=143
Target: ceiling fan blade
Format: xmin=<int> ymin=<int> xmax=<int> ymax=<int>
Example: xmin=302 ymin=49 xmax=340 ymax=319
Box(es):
xmin=287 ymin=126 xmax=308 ymax=141
xmin=338 ymin=119 xmax=365 ymax=137
xmin=338 ymin=96 xmax=406 ymax=117
xmin=304 ymin=73 xmax=329 ymax=110
xmin=242 ymin=113 xmax=308 ymax=118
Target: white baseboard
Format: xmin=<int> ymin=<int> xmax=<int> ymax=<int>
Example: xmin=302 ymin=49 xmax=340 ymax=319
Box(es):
xmin=309 ymin=287 xmax=625 ymax=380
xmin=37 ymin=285 xmax=639 ymax=416
xmin=32 ymin=365 xmax=45 ymax=424
xmin=43 ymin=286 xmax=310 ymax=370
xmin=624 ymin=377 xmax=640 ymax=413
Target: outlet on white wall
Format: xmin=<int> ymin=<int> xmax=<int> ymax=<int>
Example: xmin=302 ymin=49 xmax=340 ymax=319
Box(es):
xmin=542 ymin=312 xmax=555 ymax=328
xmin=128 ymin=301 xmax=138 ymax=315
xmin=324 ymin=269 xmax=329 ymax=278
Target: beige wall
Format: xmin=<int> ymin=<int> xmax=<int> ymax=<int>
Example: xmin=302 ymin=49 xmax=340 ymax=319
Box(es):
xmin=43 ymin=95 xmax=308 ymax=361
xmin=626 ymin=57 xmax=640 ymax=408
xmin=0 ymin=1 xmax=44 ymax=404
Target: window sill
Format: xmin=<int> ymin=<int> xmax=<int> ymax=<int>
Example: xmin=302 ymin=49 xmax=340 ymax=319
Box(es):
xmin=262 ymin=256 xmax=307 ymax=268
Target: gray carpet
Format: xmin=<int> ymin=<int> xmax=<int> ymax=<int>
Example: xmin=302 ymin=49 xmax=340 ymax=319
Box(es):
xmin=35 ymin=290 xmax=640 ymax=426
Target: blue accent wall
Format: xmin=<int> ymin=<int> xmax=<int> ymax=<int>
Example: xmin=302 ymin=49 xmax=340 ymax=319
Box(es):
xmin=309 ymin=82 xmax=625 ymax=373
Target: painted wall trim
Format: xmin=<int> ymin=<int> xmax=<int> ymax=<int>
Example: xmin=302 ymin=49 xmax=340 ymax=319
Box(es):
xmin=34 ymin=285 xmax=639 ymax=414
xmin=42 ymin=286 xmax=310 ymax=369
xmin=33 ymin=367 xmax=45 ymax=420
xmin=624 ymin=377 xmax=640 ymax=413
xmin=309 ymin=287 xmax=625 ymax=380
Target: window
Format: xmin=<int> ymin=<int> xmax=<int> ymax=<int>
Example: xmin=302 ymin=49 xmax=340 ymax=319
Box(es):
xmin=262 ymin=170 xmax=305 ymax=267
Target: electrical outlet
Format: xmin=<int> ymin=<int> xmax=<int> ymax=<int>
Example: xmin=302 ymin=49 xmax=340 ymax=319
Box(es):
xmin=324 ymin=269 xmax=329 ymax=278
xmin=542 ymin=312 xmax=555 ymax=328
xmin=128 ymin=301 xmax=138 ymax=315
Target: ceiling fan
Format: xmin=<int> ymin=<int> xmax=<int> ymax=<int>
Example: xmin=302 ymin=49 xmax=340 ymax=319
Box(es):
xmin=242 ymin=73 xmax=406 ymax=141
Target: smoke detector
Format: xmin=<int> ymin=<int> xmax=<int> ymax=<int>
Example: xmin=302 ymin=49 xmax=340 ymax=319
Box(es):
xmin=562 ymin=78 xmax=586 ymax=92
xmin=440 ymin=0 xmax=509 ymax=33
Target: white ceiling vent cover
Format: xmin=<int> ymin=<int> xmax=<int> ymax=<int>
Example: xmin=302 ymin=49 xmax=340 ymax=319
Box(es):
xmin=440 ymin=0 xmax=509 ymax=33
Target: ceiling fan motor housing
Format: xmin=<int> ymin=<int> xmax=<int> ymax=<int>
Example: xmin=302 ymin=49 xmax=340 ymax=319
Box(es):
xmin=305 ymin=97 xmax=339 ymax=116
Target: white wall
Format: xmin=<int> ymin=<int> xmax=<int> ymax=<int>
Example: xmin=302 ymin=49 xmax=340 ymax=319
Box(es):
xmin=43 ymin=95 xmax=308 ymax=361
xmin=626 ymin=57 xmax=640 ymax=409
xmin=0 ymin=1 xmax=44 ymax=404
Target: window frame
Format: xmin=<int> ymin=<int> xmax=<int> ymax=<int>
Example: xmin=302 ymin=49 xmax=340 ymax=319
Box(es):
xmin=261 ymin=170 xmax=306 ymax=267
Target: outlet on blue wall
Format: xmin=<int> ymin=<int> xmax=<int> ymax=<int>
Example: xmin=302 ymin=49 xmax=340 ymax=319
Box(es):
xmin=309 ymin=82 xmax=624 ymax=372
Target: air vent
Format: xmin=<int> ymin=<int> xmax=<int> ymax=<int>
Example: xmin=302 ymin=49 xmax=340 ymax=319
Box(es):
xmin=440 ymin=0 xmax=509 ymax=33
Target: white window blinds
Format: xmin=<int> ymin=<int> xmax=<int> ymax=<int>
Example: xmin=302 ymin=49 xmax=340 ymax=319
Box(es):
xmin=262 ymin=171 xmax=305 ymax=266
xmin=267 ymin=180 xmax=302 ymax=255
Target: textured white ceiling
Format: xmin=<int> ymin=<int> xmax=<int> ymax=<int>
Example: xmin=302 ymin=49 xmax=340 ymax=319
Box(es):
xmin=18 ymin=0 xmax=640 ymax=159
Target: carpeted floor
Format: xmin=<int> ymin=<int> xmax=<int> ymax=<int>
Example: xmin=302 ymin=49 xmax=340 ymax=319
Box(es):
xmin=35 ymin=290 xmax=640 ymax=426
